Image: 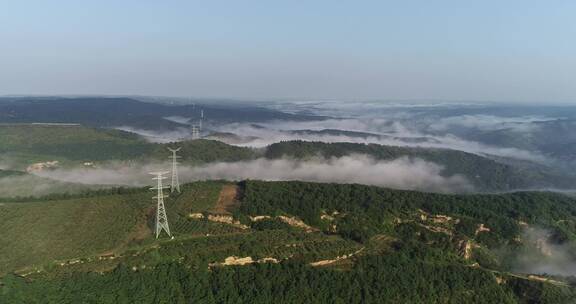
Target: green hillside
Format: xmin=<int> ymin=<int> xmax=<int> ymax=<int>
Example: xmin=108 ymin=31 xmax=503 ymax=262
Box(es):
xmin=240 ymin=180 xmax=576 ymax=246
xmin=0 ymin=190 xmax=148 ymax=272
xmin=1 ymin=180 xmax=575 ymax=303
xmin=0 ymin=124 xmax=150 ymax=165
xmin=1 ymin=125 xmax=574 ymax=193
xmin=265 ymin=141 xmax=575 ymax=191
xmin=0 ymin=124 xmax=255 ymax=168
xmin=0 ymin=182 xmax=231 ymax=273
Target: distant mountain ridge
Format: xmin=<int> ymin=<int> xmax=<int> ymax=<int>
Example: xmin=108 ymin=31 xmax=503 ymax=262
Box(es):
xmin=0 ymin=97 xmax=326 ymax=131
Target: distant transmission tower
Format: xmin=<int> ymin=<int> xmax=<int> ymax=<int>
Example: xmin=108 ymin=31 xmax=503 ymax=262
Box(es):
xmin=191 ymin=125 xmax=200 ymax=139
xmin=150 ymin=171 xmax=172 ymax=238
xmin=199 ymin=109 xmax=204 ymax=130
xmin=168 ymin=147 xmax=181 ymax=193
xmin=190 ymin=108 xmax=203 ymax=140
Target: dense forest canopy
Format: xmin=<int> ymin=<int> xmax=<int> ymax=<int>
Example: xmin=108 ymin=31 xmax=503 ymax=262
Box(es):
xmin=1 ymin=180 xmax=576 ymax=303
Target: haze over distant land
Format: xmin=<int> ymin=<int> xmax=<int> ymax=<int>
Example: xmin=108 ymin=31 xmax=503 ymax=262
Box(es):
xmin=1 ymin=1 xmax=576 ymax=102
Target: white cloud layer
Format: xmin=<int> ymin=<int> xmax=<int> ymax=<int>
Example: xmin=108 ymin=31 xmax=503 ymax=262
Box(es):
xmin=33 ymin=155 xmax=472 ymax=193
xmin=428 ymin=115 xmax=555 ymax=132
xmin=212 ymin=119 xmax=546 ymax=162
xmin=513 ymin=227 xmax=576 ymax=277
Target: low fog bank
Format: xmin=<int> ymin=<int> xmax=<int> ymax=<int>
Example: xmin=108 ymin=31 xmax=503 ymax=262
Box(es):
xmin=512 ymin=227 xmax=576 ymax=277
xmin=33 ymin=155 xmax=473 ymax=193
xmin=211 ymin=119 xmax=546 ymax=163
xmin=0 ymin=174 xmax=101 ymax=198
xmin=113 ymin=106 xmax=552 ymax=164
xmin=428 ymin=114 xmax=556 ymax=132
xmin=115 ymin=126 xmax=192 ymax=143
xmin=187 ymin=155 xmax=472 ymax=193
xmin=492 ymin=188 xmax=576 ymax=196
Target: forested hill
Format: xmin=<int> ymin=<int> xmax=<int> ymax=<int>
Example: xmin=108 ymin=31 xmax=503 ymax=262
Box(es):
xmin=1 ymin=180 xmax=576 ymax=303
xmin=2 ymin=124 xmax=575 ymax=192
xmin=265 ymin=140 xmax=576 ymax=191
xmin=0 ymin=124 xmax=256 ymax=167
xmin=240 ymin=180 xmax=576 ymax=245
xmin=0 ymin=97 xmax=324 ymax=130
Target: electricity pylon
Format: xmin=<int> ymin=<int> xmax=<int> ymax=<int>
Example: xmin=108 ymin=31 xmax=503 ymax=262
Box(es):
xmin=168 ymin=147 xmax=181 ymax=193
xmin=190 ymin=108 xmax=204 ymax=140
xmin=191 ymin=125 xmax=200 ymax=139
xmin=150 ymin=171 xmax=171 ymax=238
xmin=199 ymin=109 xmax=204 ymax=130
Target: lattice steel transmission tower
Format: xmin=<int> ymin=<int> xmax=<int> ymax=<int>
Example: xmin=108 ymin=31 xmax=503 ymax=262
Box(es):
xmin=150 ymin=171 xmax=172 ymax=238
xmin=199 ymin=109 xmax=204 ymax=130
xmin=168 ymin=147 xmax=181 ymax=193
xmin=189 ymin=108 xmax=203 ymax=140
xmin=191 ymin=125 xmax=200 ymax=139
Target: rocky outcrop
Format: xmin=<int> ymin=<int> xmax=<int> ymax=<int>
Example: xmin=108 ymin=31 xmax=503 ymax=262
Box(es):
xmin=431 ymin=215 xmax=457 ymax=224
xmin=210 ymin=256 xmax=279 ymax=267
xmin=475 ymin=223 xmax=490 ymax=236
xmin=535 ymin=238 xmax=553 ymax=256
xmin=188 ymin=213 xmax=249 ymax=229
xmin=250 ymin=215 xmax=272 ymax=222
xmin=417 ymin=209 xmax=459 ymax=224
xmin=207 ymin=214 xmax=249 ymax=229
xmin=457 ymin=240 xmax=478 ymax=260
xmin=207 ymin=214 xmax=235 ymax=224
xmin=221 ymin=256 xmax=254 ymax=266
xmin=418 ymin=223 xmax=453 ymax=236
xmin=250 ymin=215 xmax=317 ymax=232
xmin=277 ymin=216 xmax=316 ymax=231
xmin=26 ymin=160 xmax=59 ymax=172
xmin=310 ymin=248 xmax=364 ymax=267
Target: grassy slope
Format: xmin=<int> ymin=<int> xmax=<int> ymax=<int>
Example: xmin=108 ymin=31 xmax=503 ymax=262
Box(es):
xmin=0 ymin=181 xmax=229 ymax=273
xmin=0 ymin=192 xmax=148 ymax=272
xmin=0 ymin=180 xmax=357 ymax=279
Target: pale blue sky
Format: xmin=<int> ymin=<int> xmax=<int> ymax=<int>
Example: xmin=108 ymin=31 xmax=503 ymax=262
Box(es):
xmin=1 ymin=1 xmax=575 ymax=102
